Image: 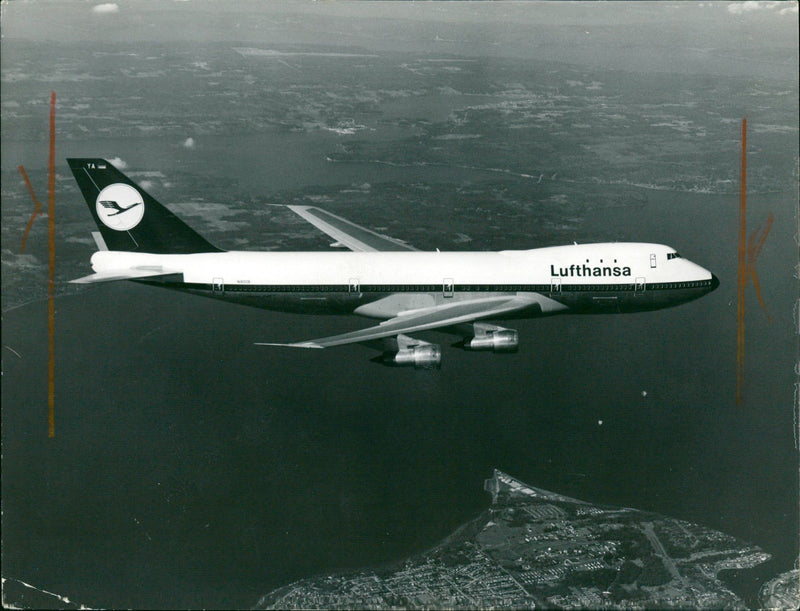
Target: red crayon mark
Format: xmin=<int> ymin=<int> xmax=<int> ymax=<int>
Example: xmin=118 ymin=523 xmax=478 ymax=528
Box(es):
xmin=16 ymin=92 xmax=58 ymax=435
xmin=736 ymin=116 xmax=774 ymax=405
xmin=747 ymin=213 xmax=774 ymax=321
xmin=48 ymin=91 xmax=56 ymax=437
xmin=18 ymin=165 xmax=43 ymax=253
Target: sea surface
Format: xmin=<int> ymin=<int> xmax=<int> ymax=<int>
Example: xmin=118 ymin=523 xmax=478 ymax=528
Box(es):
xmin=2 ymin=2 xmax=797 ymax=608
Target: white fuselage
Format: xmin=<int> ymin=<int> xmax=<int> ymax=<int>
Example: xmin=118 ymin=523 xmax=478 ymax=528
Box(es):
xmin=87 ymin=242 xmax=717 ymax=319
xmin=89 ymin=242 xmax=711 ymax=288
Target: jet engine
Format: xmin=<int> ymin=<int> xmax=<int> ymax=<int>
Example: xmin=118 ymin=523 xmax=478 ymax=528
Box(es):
xmin=462 ymin=323 xmax=519 ymax=353
xmin=389 ymin=344 xmax=442 ymax=369
xmin=378 ymin=334 xmax=442 ymax=369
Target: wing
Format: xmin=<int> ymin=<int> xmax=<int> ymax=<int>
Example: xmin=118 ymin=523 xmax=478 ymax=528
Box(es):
xmin=288 ymin=205 xmax=418 ymax=252
xmin=256 ymin=293 xmax=554 ymax=349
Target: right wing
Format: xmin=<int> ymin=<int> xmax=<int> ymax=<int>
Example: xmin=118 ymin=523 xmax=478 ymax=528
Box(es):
xmin=256 ymin=293 xmax=558 ymax=349
xmin=288 ymin=205 xmax=418 ymax=252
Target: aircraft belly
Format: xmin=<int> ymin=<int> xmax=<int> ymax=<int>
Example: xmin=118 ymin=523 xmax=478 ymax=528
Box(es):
xmin=171 ymin=285 xmax=382 ymax=314
xmin=556 ymin=286 xmax=713 ymax=314
xmin=224 ymin=291 xmax=368 ymax=314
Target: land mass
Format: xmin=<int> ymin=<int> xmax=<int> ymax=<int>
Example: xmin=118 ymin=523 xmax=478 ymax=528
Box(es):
xmin=759 ymin=568 xmax=800 ymax=609
xmin=256 ymin=470 xmax=771 ymax=609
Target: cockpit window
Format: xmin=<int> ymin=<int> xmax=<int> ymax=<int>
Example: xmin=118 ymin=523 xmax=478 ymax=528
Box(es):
xmin=667 ymin=252 xmax=681 ymax=260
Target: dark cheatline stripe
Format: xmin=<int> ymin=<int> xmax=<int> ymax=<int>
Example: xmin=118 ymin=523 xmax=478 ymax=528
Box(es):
xmin=174 ymin=279 xmax=714 ymax=293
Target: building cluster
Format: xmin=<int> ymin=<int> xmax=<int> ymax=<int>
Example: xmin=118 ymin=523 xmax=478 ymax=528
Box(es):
xmin=257 ymin=471 xmax=770 ymax=609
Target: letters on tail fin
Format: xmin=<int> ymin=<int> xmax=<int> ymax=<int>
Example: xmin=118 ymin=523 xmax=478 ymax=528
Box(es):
xmin=66 ymin=158 xmax=222 ymax=254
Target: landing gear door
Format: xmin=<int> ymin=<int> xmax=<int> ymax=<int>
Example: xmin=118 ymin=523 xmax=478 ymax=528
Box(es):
xmin=443 ymin=278 xmax=454 ymax=298
xmin=348 ymin=278 xmax=360 ymax=295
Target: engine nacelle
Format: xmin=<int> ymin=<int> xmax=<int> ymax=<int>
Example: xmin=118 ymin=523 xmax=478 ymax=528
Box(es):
xmin=388 ymin=344 xmax=442 ymax=369
xmin=464 ymin=329 xmax=518 ymax=353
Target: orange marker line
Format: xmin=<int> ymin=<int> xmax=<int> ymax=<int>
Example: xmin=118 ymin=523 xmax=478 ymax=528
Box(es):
xmin=736 ymin=118 xmax=747 ymax=405
xmin=47 ymin=91 xmax=56 ymax=438
xmin=747 ymin=213 xmax=774 ymax=321
xmin=748 ymin=212 xmax=773 ymax=263
xmin=18 ymin=165 xmax=43 ymax=253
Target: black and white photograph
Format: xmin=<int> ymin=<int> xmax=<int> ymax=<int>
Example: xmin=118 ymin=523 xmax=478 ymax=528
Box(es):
xmin=2 ymin=1 xmax=798 ymax=608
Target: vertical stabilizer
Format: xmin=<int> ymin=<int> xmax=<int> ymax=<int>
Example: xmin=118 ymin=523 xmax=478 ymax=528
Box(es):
xmin=66 ymin=158 xmax=221 ymax=254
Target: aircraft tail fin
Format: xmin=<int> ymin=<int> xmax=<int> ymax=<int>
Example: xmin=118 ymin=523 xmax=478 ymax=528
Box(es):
xmin=66 ymin=158 xmax=222 ymax=254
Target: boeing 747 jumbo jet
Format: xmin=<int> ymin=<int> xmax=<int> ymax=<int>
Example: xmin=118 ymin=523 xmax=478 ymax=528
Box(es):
xmin=68 ymin=158 xmax=719 ymax=368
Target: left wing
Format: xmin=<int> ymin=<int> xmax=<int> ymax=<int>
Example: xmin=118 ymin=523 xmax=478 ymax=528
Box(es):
xmin=288 ymin=205 xmax=418 ymax=252
xmin=256 ymin=293 xmax=557 ymax=348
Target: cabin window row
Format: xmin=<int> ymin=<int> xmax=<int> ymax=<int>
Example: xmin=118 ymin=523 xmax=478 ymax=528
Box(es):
xmin=650 ymin=280 xmax=711 ymax=290
xmin=218 ymin=280 xmax=708 ymax=293
xmin=219 ymin=283 xmax=673 ymax=293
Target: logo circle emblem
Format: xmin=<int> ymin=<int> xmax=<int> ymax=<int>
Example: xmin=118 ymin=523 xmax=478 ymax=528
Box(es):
xmin=95 ymin=183 xmax=145 ymax=231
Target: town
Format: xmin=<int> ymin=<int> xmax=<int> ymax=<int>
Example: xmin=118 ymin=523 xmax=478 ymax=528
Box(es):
xmin=256 ymin=470 xmax=770 ymax=609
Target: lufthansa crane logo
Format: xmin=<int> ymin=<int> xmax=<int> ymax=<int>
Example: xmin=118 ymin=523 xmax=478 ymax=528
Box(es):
xmin=95 ymin=183 xmax=144 ymax=231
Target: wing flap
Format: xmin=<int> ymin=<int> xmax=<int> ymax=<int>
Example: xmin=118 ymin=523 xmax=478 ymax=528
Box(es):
xmin=288 ymin=205 xmax=417 ymax=252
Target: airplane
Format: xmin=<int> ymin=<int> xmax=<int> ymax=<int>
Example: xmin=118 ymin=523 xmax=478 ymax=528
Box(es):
xmin=67 ymin=158 xmax=719 ymax=368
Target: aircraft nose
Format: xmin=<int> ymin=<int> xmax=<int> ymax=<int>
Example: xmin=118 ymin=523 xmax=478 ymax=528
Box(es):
xmin=710 ymin=274 xmax=720 ymax=291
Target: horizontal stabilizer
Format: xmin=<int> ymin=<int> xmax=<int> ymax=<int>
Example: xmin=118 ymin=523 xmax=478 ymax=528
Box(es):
xmin=70 ymin=267 xmax=181 ymax=284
